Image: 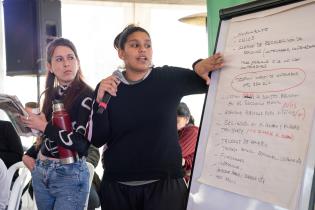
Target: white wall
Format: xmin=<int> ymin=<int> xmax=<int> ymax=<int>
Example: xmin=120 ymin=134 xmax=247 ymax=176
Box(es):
xmin=61 ymin=1 xmax=207 ymax=126
xmin=60 ymin=1 xmax=208 ymax=179
xmin=0 ymin=0 xmax=207 ymax=153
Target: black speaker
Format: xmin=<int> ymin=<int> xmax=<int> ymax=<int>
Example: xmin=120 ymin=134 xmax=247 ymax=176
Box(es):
xmin=3 ymin=0 xmax=62 ymax=76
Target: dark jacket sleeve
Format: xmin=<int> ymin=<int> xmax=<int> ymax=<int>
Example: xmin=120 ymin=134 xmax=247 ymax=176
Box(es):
xmin=160 ymin=66 xmax=208 ymax=97
xmin=25 ymin=143 xmax=38 ymax=159
xmin=0 ymin=121 xmax=24 ymax=167
xmin=90 ymin=84 xmax=111 ymax=148
xmin=4 ymin=121 xmax=23 ymax=156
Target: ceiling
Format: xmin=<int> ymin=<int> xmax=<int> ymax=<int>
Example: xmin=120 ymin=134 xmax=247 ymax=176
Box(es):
xmin=66 ymin=0 xmax=206 ymax=5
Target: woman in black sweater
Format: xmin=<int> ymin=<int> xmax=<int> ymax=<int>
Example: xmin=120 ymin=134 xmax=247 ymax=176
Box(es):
xmin=90 ymin=24 xmax=224 ymax=210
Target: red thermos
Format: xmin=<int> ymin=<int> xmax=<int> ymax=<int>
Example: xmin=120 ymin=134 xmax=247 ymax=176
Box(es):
xmin=52 ymin=100 xmax=77 ymax=159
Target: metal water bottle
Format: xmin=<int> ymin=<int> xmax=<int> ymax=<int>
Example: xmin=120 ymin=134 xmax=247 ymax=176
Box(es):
xmin=52 ymin=100 xmax=77 ymax=159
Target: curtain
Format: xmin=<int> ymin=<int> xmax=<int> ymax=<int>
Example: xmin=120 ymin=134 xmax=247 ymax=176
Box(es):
xmin=207 ymin=0 xmax=253 ymax=54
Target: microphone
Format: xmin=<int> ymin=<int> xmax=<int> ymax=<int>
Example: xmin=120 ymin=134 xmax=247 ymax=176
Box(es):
xmin=97 ymin=70 xmax=125 ymax=114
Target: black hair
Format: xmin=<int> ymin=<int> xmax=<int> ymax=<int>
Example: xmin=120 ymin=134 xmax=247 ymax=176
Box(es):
xmin=177 ymin=102 xmax=195 ymax=125
xmin=114 ymin=24 xmax=150 ymax=50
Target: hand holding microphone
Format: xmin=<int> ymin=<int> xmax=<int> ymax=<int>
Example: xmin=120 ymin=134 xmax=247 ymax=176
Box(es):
xmin=97 ymin=70 xmax=125 ymax=114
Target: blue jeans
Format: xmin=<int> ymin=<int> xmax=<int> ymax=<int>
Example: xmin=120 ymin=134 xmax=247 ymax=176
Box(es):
xmin=32 ymin=158 xmax=89 ymax=210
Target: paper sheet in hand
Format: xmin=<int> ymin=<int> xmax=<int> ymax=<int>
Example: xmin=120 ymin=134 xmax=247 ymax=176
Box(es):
xmin=0 ymin=94 xmax=32 ymax=136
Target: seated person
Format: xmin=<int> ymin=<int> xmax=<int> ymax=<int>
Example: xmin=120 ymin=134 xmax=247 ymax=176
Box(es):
xmin=177 ymin=102 xmax=199 ymax=184
xmin=0 ymin=120 xmax=23 ymax=168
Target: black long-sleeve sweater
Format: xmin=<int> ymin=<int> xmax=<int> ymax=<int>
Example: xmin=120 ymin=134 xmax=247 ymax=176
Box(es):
xmin=0 ymin=120 xmax=23 ymax=168
xmin=91 ymin=66 xmax=208 ymax=181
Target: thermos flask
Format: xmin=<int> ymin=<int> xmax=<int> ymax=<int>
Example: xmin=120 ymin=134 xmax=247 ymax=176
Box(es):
xmin=52 ymin=100 xmax=77 ymax=160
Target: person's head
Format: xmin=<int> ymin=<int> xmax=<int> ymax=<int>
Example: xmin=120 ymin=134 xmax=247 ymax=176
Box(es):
xmin=42 ymin=37 xmax=89 ymax=118
xmin=114 ymin=24 xmax=153 ymax=74
xmin=46 ymin=37 xmax=82 ymax=86
xmin=177 ymin=102 xmax=194 ymax=130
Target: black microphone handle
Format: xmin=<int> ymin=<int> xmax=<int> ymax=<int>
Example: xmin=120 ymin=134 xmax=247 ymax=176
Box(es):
xmin=97 ymin=92 xmax=111 ymax=114
xmin=97 ymin=70 xmax=123 ymax=114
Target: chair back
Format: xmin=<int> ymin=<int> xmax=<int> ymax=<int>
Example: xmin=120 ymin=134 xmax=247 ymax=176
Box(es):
xmin=0 ymin=159 xmax=9 ymax=210
xmin=84 ymin=162 xmax=95 ymax=210
xmin=6 ymin=161 xmax=31 ymax=210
